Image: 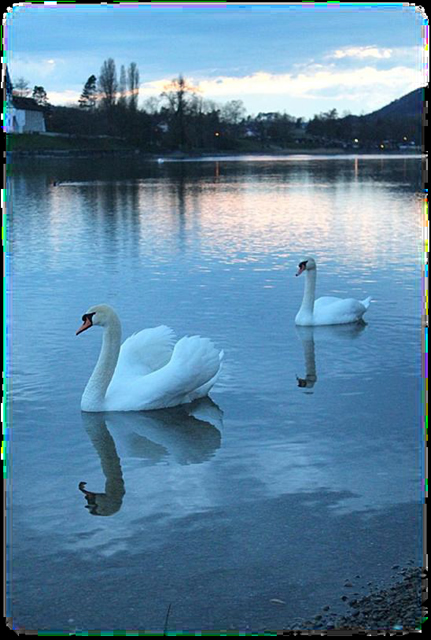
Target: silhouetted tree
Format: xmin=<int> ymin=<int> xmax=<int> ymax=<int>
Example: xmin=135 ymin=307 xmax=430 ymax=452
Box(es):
xmin=98 ymin=58 xmax=117 ymax=111
xmin=32 ymin=85 xmax=49 ymax=106
xmin=78 ymin=75 xmax=97 ymax=110
xmin=127 ymin=62 xmax=140 ymax=111
xmin=117 ymin=65 xmax=127 ymax=109
xmin=161 ymin=74 xmax=200 ymax=149
xmin=307 ymin=109 xmax=341 ymax=142
xmin=142 ymin=96 xmax=160 ymax=114
xmin=220 ymin=100 xmax=246 ymax=126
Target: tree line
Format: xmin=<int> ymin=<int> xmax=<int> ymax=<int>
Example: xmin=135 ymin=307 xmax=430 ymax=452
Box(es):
xmin=11 ymin=60 xmax=421 ymax=152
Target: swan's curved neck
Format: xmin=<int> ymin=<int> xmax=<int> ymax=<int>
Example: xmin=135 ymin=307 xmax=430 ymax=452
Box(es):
xmin=299 ymin=268 xmax=317 ymax=316
xmin=303 ymin=333 xmax=316 ymax=380
xmin=81 ymin=315 xmax=121 ymax=411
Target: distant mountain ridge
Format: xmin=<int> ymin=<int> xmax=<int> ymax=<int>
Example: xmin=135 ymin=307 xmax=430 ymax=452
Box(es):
xmin=363 ymin=88 xmax=424 ymax=120
xmin=318 ymin=88 xmax=424 ymax=148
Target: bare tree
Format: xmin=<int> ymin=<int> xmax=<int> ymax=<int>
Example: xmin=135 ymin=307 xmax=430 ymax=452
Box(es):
xmin=161 ymin=74 xmax=198 ymax=112
xmin=98 ymin=58 xmax=117 ymax=110
xmin=117 ymin=65 xmax=127 ymax=109
xmin=220 ymin=99 xmax=246 ymax=125
xmin=142 ymin=96 xmax=160 ymax=115
xmin=127 ymin=62 xmax=140 ymax=111
xmin=201 ymin=99 xmax=221 ymax=115
xmin=12 ymin=77 xmax=31 ymax=97
xmin=161 ymin=75 xmax=200 ymax=148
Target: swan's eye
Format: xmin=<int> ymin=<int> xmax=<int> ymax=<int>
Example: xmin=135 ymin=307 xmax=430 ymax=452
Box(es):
xmin=82 ymin=312 xmax=95 ymax=322
xmin=298 ymin=261 xmax=308 ymax=268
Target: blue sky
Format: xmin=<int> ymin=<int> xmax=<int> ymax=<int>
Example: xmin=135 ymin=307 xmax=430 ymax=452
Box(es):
xmin=5 ymin=3 xmax=426 ymax=119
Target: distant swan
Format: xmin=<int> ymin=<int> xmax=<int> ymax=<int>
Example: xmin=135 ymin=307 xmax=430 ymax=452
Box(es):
xmin=76 ymin=304 xmax=223 ymax=412
xmin=295 ymin=257 xmax=371 ymax=326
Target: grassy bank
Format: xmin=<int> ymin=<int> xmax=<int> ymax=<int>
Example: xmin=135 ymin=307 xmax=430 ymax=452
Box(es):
xmin=7 ymin=133 xmax=421 ymax=158
xmin=6 ymin=133 xmax=136 ymax=153
xmin=6 ymin=133 xmax=321 ymax=156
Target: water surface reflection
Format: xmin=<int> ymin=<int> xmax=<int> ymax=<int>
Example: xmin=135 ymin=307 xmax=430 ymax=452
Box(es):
xmin=295 ymin=322 xmax=367 ymax=391
xmin=10 ymin=155 xmax=422 ymax=631
xmin=79 ymin=398 xmax=223 ymax=516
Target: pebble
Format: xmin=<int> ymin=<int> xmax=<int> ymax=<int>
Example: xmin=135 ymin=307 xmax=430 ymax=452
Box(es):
xmin=310 ymin=567 xmax=422 ymax=631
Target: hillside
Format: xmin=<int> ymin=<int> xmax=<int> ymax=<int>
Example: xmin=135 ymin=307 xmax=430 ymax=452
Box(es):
xmin=329 ymin=88 xmax=424 ymax=148
xmin=364 ymin=88 xmax=424 ymax=120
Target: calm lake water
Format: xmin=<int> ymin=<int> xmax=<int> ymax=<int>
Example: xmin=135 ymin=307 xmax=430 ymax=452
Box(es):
xmin=8 ymin=154 xmax=423 ymax=632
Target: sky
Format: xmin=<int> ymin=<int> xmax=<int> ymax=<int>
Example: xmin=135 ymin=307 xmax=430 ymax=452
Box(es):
xmin=4 ymin=3 xmax=427 ymax=119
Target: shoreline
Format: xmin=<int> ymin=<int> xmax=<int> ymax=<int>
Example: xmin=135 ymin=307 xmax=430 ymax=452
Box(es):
xmin=7 ymin=147 xmax=422 ymax=160
xmin=289 ymin=566 xmax=424 ymax=632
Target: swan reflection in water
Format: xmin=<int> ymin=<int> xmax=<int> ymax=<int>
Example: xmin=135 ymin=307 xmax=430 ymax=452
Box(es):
xmin=296 ymin=321 xmax=366 ymax=392
xmin=79 ymin=397 xmax=223 ymax=516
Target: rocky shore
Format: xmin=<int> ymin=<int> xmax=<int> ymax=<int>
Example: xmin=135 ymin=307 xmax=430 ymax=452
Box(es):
xmin=296 ymin=566 xmax=424 ymax=632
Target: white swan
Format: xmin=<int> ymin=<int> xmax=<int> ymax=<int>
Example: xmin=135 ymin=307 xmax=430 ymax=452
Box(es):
xmin=76 ymin=304 xmax=223 ymax=412
xmin=295 ymin=257 xmax=371 ymax=326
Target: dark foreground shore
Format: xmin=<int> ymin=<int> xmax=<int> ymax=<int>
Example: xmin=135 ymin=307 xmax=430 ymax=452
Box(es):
xmin=7 ymin=135 xmax=422 ymax=160
xmin=293 ymin=566 xmax=424 ymax=632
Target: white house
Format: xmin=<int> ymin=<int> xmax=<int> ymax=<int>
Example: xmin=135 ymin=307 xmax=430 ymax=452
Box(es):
xmin=4 ymin=68 xmax=46 ymax=134
xmin=8 ymin=96 xmax=46 ymax=133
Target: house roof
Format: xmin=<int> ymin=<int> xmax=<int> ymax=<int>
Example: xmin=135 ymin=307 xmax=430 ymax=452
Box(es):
xmin=5 ymin=67 xmax=13 ymax=96
xmin=12 ymin=96 xmax=46 ymax=112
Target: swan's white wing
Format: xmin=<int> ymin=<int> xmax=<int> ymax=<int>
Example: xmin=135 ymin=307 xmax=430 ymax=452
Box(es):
xmin=314 ymin=296 xmax=344 ymax=309
xmin=314 ymin=297 xmax=369 ymax=324
xmin=166 ymin=337 xmax=223 ymax=399
xmin=105 ymin=335 xmax=222 ymax=411
xmin=113 ymin=325 xmax=176 ymax=378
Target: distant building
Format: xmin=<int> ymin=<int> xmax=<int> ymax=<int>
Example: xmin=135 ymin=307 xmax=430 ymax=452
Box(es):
xmin=4 ymin=68 xmax=46 ymax=134
xmin=157 ymin=122 xmax=169 ymax=134
xmin=8 ymin=96 xmax=46 ymax=133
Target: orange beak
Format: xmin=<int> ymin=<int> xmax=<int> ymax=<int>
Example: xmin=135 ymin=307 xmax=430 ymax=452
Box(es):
xmin=296 ymin=264 xmax=306 ymax=277
xmin=76 ymin=317 xmax=93 ymax=336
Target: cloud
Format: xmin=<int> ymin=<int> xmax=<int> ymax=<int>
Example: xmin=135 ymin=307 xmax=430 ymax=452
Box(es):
xmin=9 ymin=56 xmax=60 ymax=79
xmin=325 ymin=45 xmax=423 ymax=67
xmin=22 ymin=49 xmax=422 ymax=117
xmin=132 ymin=63 xmax=423 ymax=118
xmin=160 ymin=64 xmax=421 ymax=100
xmin=329 ymin=45 xmax=393 ymax=60
xmin=46 ymin=89 xmax=81 ymax=106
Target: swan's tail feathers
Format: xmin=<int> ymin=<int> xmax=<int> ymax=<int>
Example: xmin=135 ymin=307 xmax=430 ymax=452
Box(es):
xmin=189 ymin=348 xmax=224 ymax=401
xmin=170 ymin=335 xmax=223 ymax=397
xmin=361 ymin=296 xmax=372 ymax=310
